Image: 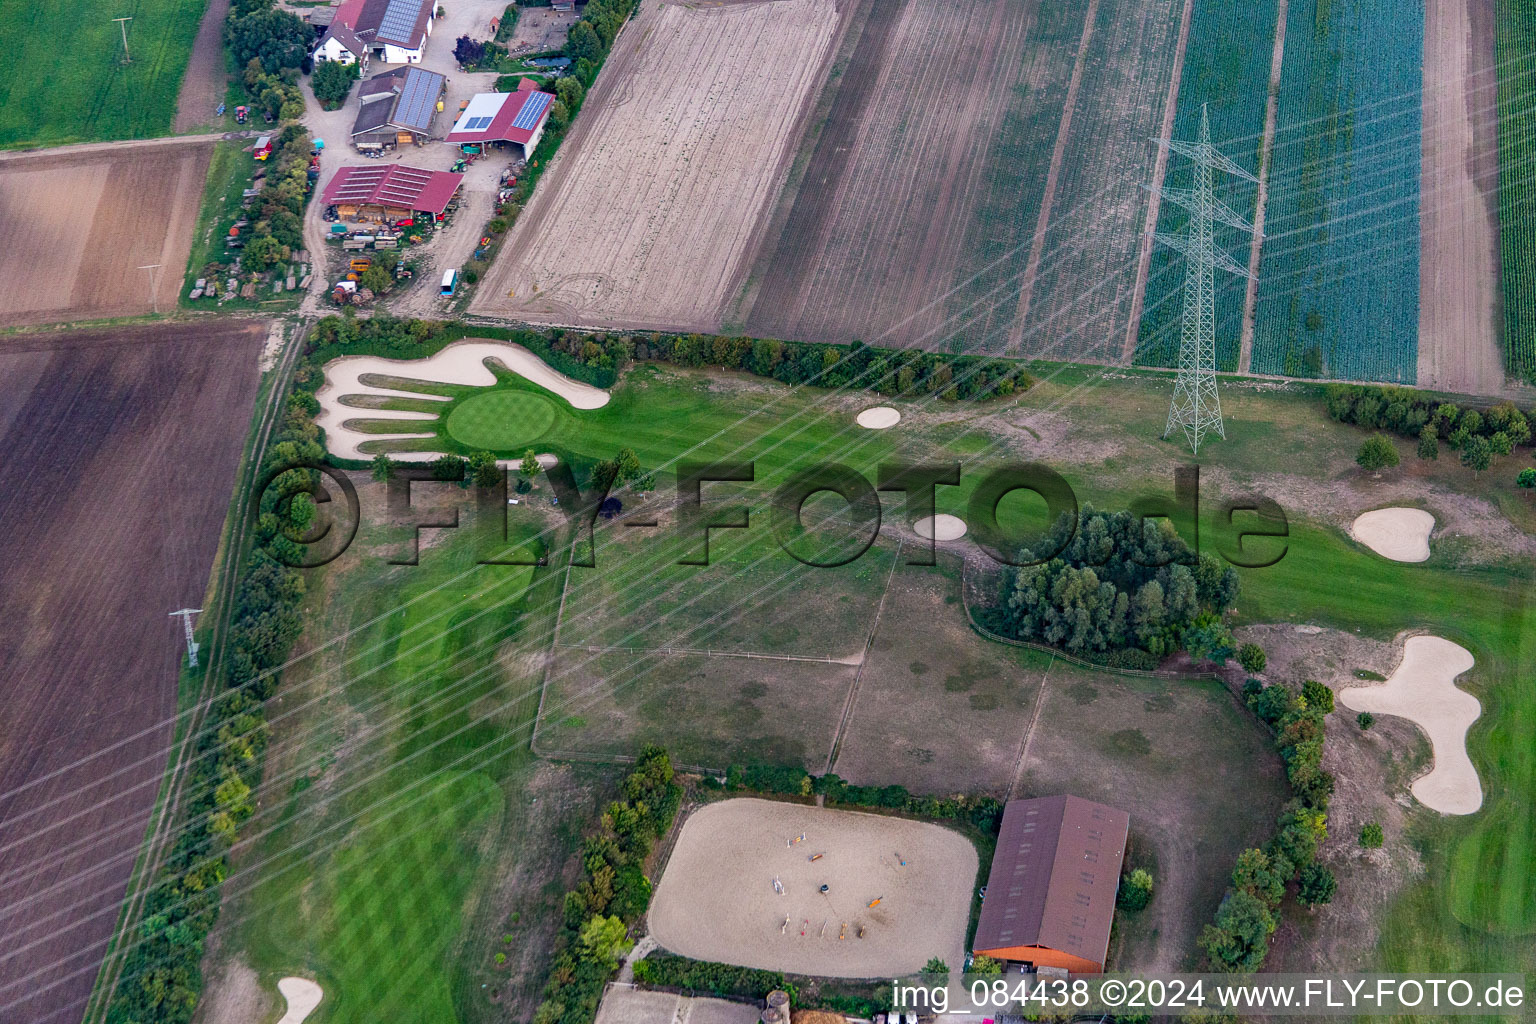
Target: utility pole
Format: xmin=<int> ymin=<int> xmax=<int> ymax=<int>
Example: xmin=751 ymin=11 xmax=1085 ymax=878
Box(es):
xmin=138 ymin=264 xmax=162 ymax=314
xmin=1148 ymin=104 xmax=1259 ymax=454
xmin=112 ymin=16 xmax=133 ymax=63
xmin=169 ymin=608 xmax=202 ymax=669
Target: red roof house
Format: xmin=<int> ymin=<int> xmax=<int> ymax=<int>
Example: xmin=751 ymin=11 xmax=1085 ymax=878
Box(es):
xmin=443 ymin=79 xmax=555 ymax=159
xmin=321 ymin=165 xmax=463 ymax=218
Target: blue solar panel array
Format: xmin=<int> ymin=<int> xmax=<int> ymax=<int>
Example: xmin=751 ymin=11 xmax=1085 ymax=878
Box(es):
xmin=377 ymin=0 xmax=423 ymax=45
xmin=463 ymin=115 xmax=494 ymax=131
xmin=513 ymin=91 xmax=553 ymax=131
xmin=394 ymin=68 xmax=442 ymax=131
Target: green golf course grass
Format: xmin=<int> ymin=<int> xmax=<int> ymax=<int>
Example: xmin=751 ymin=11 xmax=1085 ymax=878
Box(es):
xmin=445 ymin=390 xmax=557 ymax=451
xmin=255 ymin=352 xmax=1536 ymax=1020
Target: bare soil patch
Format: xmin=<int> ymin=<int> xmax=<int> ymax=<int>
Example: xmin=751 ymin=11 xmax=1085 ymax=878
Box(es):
xmin=0 ymin=321 xmax=264 ymax=1024
xmin=475 ymin=0 xmax=843 ymax=330
xmin=1417 ymin=0 xmax=1503 ymax=395
xmin=596 ymin=987 xmax=763 ymax=1024
xmin=0 ymin=141 xmax=213 ymax=326
xmin=507 ymin=7 xmax=579 ymax=51
xmin=648 ymin=798 xmax=977 ymax=977
xmin=174 ymin=0 xmax=233 ymax=132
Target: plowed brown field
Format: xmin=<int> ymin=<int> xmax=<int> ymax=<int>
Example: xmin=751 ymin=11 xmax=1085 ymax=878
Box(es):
xmin=0 ymin=321 xmax=263 ymax=1024
xmin=0 ymin=140 xmax=212 ymax=327
xmin=474 ymin=0 xmax=844 ymax=330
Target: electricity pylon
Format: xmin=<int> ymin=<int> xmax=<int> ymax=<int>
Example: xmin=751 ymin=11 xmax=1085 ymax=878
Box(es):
xmin=1149 ymin=104 xmax=1258 ymax=454
xmin=170 ymin=608 xmax=202 ymax=668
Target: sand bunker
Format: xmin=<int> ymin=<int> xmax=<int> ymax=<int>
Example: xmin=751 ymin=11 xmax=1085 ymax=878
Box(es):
xmin=912 ymin=514 xmax=967 ymax=540
xmin=649 ymin=797 xmax=976 ymax=978
xmin=1350 ymin=507 xmax=1435 ymax=562
xmin=315 ymin=340 xmax=609 ymax=461
xmin=1338 ymin=635 xmax=1482 ymax=815
xmin=276 ymin=978 xmax=323 ymax=1024
xmin=856 ymin=406 xmax=900 ymax=429
xmin=535 ymin=452 xmax=560 ymax=468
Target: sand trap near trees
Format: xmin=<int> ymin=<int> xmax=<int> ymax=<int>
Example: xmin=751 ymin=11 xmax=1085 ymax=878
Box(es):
xmin=913 ymin=514 xmax=967 ymax=540
xmin=1339 ymin=635 xmax=1482 ymax=814
xmin=315 ymin=340 xmax=610 ymax=460
xmin=1350 ymin=508 xmax=1435 ymax=562
xmin=275 ymin=978 xmax=323 ymax=1024
xmin=649 ymin=798 xmax=976 ymax=978
xmin=856 ymin=406 xmax=900 ymax=429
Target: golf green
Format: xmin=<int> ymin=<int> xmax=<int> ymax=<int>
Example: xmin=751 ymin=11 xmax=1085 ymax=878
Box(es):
xmin=445 ymin=390 xmax=557 ymax=451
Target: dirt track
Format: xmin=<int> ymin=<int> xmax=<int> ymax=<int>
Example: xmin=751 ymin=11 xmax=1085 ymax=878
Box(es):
xmin=174 ymin=0 xmax=233 ymax=133
xmin=0 ymin=321 xmax=263 ymax=1024
xmin=1417 ymin=0 xmax=1503 ymax=395
xmin=473 ymin=0 xmax=843 ymax=330
xmin=0 ymin=140 xmax=213 ymax=327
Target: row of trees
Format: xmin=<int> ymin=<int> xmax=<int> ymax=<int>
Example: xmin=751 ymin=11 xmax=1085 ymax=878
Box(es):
xmin=312 ymin=59 xmax=361 ymax=109
xmin=993 ymin=508 xmax=1240 ymax=667
xmin=238 ymin=123 xmax=314 ymax=275
xmin=532 ymin=746 xmax=682 ymax=1024
xmin=104 ymin=391 xmax=322 ymax=1022
xmin=718 ymin=763 xmax=1006 ymax=835
xmin=1328 ymin=384 xmax=1533 ymax=482
xmin=1200 ymin=677 xmax=1338 ymax=971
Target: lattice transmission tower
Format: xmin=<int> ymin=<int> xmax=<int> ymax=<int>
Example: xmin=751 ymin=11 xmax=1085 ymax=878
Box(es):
xmin=1149 ymin=104 xmax=1259 ymax=453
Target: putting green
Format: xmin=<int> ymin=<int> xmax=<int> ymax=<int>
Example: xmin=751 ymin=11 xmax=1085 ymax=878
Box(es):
xmin=445 ymin=390 xmax=557 ymax=451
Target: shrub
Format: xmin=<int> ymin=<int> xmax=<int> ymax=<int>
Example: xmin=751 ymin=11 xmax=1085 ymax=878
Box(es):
xmin=631 ymin=954 xmax=783 ymax=999
xmin=1301 ymin=679 xmax=1335 ymax=713
xmin=1356 ymin=434 xmax=1400 ymax=473
xmin=1359 ymin=822 xmax=1384 ymax=848
xmin=312 ymin=59 xmax=360 ymax=108
xmin=1356 ymin=711 xmax=1374 ymax=729
xmin=1237 ymin=642 xmax=1266 ymax=675
xmin=1117 ymin=868 xmax=1154 ymax=911
xmin=1418 ymin=424 xmax=1439 ymax=460
xmin=1518 ymin=467 xmax=1536 ymax=490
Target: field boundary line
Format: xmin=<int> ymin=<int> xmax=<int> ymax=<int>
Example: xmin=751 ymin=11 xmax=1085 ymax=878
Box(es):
xmin=1007 ymin=0 xmax=1101 ymax=352
xmin=1239 ymin=0 xmax=1291 ymax=373
xmin=529 ymin=523 xmax=581 ymax=757
xmin=824 ymin=539 xmax=902 ymax=773
xmin=1006 ymin=654 xmax=1055 ymax=801
xmin=81 ymin=318 xmax=304 ymax=1024
xmin=553 ymin=642 xmax=859 ymax=665
xmin=1122 ymin=0 xmax=1195 ymax=363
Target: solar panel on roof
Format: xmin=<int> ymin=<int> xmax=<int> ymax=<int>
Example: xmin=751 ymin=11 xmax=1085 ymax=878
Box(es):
xmin=511 ymin=91 xmax=552 ymax=131
xmin=376 ymin=0 xmax=423 ymax=45
xmin=394 ymin=69 xmax=440 ymax=131
xmin=461 ymin=115 xmax=493 ymax=131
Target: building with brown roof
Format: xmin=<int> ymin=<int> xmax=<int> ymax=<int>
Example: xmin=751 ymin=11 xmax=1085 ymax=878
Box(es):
xmin=971 ymin=795 xmax=1129 ymax=974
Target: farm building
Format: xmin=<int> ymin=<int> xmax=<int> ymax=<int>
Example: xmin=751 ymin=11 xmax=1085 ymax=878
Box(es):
xmin=351 ymin=66 xmax=445 ymax=149
xmin=314 ymin=0 xmax=435 ymax=66
xmin=971 ymin=795 xmax=1129 ymax=974
xmin=443 ymin=79 xmax=553 ymax=160
xmin=321 ymin=164 xmax=463 ymax=221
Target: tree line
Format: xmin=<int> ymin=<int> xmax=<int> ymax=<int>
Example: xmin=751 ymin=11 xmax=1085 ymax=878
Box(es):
xmin=1326 ymin=383 xmax=1532 ymax=481
xmin=1200 ymin=677 xmax=1339 ymax=971
xmin=990 ymin=507 xmax=1240 ymax=670
xmin=531 ymin=746 xmax=682 ymax=1024
xmin=104 ymin=391 xmax=323 ymax=1023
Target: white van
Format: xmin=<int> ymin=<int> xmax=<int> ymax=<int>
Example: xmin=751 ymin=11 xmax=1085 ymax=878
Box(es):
xmin=440 ymin=268 xmax=458 ymax=297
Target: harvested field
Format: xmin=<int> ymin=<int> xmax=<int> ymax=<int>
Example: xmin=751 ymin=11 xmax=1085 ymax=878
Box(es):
xmin=0 ymin=140 xmax=213 ymax=327
xmin=1417 ymin=0 xmax=1503 ymax=394
xmin=0 ymin=321 xmax=263 ymax=1024
xmin=648 ymin=798 xmax=978 ymax=977
xmin=738 ymin=0 xmax=1182 ymax=360
xmin=474 ymin=0 xmax=844 ymax=330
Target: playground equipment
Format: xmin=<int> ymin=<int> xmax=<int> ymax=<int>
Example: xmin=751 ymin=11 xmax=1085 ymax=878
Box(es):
xmin=781 ymin=916 xmax=788 ymax=934
xmin=788 ymin=832 xmax=806 ymax=847
xmin=819 ymin=884 xmax=830 ymax=894
xmin=809 ymin=852 xmax=823 ymax=862
xmin=867 ymin=896 xmax=883 ymax=908
xmin=895 ymin=851 xmax=907 ymax=866
xmin=772 ymin=876 xmax=784 ymax=895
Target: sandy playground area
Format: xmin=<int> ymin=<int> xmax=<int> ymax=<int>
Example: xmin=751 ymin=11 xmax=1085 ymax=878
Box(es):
xmin=1339 ymin=635 xmax=1483 ymax=815
xmin=648 ymin=798 xmax=977 ymax=978
xmin=275 ymin=978 xmax=323 ymax=1024
xmin=1349 ymin=507 xmax=1435 ymax=562
xmin=315 ymin=339 xmax=609 ymax=460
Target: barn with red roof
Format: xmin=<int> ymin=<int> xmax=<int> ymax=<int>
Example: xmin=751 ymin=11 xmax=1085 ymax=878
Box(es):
xmin=320 ymin=165 xmax=464 ymax=221
xmin=443 ymin=79 xmax=555 ymax=160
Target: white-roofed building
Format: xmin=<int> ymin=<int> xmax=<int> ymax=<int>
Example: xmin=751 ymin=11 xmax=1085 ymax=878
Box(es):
xmin=442 ymin=79 xmax=555 ymax=160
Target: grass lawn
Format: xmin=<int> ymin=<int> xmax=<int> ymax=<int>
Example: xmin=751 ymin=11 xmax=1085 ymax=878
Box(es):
xmin=245 ymin=350 xmax=1536 ymax=1015
xmin=0 ymin=0 xmax=207 ymax=148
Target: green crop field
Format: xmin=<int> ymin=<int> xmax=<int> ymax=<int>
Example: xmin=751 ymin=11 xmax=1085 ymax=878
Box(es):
xmin=1496 ymin=0 xmax=1536 ymax=377
xmin=0 ymin=0 xmax=207 ymax=148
